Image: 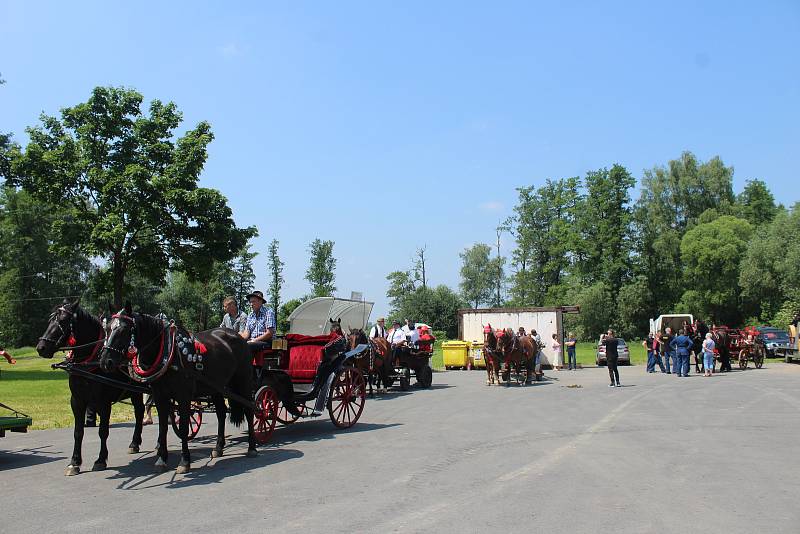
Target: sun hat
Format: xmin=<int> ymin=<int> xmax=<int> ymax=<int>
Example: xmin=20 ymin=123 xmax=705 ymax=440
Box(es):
xmin=245 ymin=291 xmax=267 ymax=303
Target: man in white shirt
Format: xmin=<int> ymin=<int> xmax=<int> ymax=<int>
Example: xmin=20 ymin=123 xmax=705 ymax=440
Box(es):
xmin=410 ymin=325 xmax=421 ymax=348
xmin=388 ymin=321 xmax=407 ymax=346
xmin=401 ymin=319 xmax=414 ymax=341
xmin=369 ymin=317 xmax=387 ymax=339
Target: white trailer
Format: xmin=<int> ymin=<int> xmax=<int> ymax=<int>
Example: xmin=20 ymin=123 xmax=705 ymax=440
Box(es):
xmin=649 ymin=314 xmax=694 ymax=335
xmin=458 ymin=306 xmax=579 ymax=367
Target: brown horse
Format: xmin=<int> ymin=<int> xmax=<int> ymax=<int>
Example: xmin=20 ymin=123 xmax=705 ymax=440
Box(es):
xmin=347 ymin=328 xmax=390 ymax=395
xmin=496 ymin=328 xmax=536 ymax=386
xmin=482 ymin=325 xmax=501 ymax=385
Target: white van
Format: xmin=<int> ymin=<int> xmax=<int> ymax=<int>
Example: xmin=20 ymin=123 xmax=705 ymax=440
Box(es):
xmin=650 ymin=314 xmax=694 ymax=335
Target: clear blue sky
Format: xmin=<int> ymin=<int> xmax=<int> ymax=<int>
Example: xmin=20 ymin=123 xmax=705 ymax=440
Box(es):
xmin=2 ymin=1 xmax=798 ymax=318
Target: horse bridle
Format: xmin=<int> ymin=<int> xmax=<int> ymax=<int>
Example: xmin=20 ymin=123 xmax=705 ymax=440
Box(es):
xmin=102 ymin=313 xmax=138 ymax=359
xmin=38 ymin=306 xmax=76 ymax=347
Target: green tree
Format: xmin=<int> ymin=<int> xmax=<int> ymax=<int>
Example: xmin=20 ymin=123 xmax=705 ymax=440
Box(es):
xmin=576 ymin=164 xmax=635 ymax=295
xmin=615 ymin=275 xmax=653 ymax=339
xmin=459 ymin=243 xmax=495 ymax=308
xmin=680 ymin=215 xmax=754 ymax=324
xmin=739 ymin=204 xmax=800 ymax=323
xmin=278 ymin=298 xmax=303 ymax=333
xmin=386 ymin=270 xmax=418 ymax=311
xmin=266 ymin=239 xmax=284 ymax=318
xmin=736 ymin=179 xmax=777 ymax=228
xmin=565 ymin=282 xmax=612 ymax=341
xmin=157 ymin=269 xmax=226 ymax=331
xmin=506 ymin=177 xmax=582 ymax=305
xmin=3 ymin=86 xmax=254 ymax=307
xmin=0 ymin=187 xmax=89 ymax=346
xmin=388 ymin=285 xmax=464 ymax=339
xmin=222 ymin=244 xmax=257 ymax=312
xmin=305 ymin=239 xmax=336 ymax=298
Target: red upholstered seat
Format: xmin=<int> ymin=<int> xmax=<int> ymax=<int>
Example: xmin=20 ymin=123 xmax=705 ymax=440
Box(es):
xmin=286 ymin=345 xmax=324 ymax=382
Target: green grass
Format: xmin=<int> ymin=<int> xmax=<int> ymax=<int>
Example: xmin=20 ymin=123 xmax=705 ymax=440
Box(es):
xmin=1 ymin=347 xmax=134 ymax=430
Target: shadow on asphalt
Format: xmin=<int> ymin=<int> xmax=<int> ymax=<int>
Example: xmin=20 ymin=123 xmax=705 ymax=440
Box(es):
xmin=0 ymin=445 xmax=67 ymax=471
xmin=105 ymin=445 xmax=304 ymax=490
xmin=261 ymin=421 xmax=401 ymax=448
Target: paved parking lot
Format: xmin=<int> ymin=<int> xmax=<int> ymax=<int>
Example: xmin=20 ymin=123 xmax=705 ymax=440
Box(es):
xmin=3 ymin=363 xmax=800 ymax=533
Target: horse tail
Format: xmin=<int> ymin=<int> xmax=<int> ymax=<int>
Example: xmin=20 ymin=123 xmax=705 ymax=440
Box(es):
xmin=229 ymin=398 xmax=245 ymax=427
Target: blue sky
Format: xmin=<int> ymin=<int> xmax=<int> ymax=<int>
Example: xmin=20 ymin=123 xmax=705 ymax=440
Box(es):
xmin=2 ymin=1 xmax=798 ymax=318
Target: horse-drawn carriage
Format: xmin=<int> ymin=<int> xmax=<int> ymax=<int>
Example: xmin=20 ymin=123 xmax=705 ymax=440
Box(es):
xmin=37 ymin=297 xmax=369 ymax=474
xmin=709 ymin=325 xmax=764 ymax=371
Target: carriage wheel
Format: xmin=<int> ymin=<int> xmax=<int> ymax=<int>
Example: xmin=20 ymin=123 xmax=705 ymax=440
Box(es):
xmin=738 ymin=353 xmax=748 ymax=370
xmin=253 ymin=385 xmax=278 ymax=444
xmin=276 ymin=401 xmax=304 ymax=425
xmin=171 ymin=402 xmax=203 ymax=440
xmin=328 ymin=366 xmax=366 ymax=429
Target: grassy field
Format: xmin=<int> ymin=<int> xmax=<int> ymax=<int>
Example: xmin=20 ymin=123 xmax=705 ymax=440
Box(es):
xmin=1 ymin=347 xmax=134 ymax=430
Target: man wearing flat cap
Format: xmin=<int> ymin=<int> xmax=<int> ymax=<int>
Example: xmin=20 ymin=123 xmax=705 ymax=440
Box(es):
xmin=242 ymin=290 xmax=276 ymax=352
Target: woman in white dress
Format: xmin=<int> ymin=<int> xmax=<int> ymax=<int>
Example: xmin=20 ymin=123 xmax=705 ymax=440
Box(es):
xmin=551 ymin=333 xmax=562 ymax=370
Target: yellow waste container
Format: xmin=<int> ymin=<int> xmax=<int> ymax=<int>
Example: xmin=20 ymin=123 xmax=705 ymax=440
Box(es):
xmin=442 ymin=341 xmax=469 ymax=369
xmin=468 ymin=340 xmax=486 ymax=369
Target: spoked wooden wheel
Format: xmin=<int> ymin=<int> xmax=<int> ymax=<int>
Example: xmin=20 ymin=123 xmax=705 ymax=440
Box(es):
xmin=276 ymin=401 xmax=305 ymax=425
xmin=399 ymin=367 xmax=411 ymax=391
xmin=739 ymin=352 xmax=748 ymax=370
xmin=328 ymin=366 xmax=366 ymax=429
xmin=253 ymin=385 xmax=279 ymax=444
xmin=171 ymin=402 xmax=203 ymax=440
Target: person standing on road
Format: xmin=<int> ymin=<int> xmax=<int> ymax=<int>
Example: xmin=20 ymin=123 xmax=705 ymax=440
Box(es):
xmin=551 ymin=333 xmax=562 ymax=370
xmin=661 ymin=328 xmax=676 ymax=374
xmin=702 ymin=333 xmax=716 ymax=377
xmin=671 ymin=329 xmax=693 ymax=377
xmin=603 ymin=329 xmax=621 ymax=387
xmin=566 ymin=332 xmax=577 ymax=370
xmin=644 ymin=333 xmax=657 ymax=372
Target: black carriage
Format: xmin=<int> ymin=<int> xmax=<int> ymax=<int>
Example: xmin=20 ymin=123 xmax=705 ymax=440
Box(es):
xmin=386 ymin=346 xmax=433 ymax=391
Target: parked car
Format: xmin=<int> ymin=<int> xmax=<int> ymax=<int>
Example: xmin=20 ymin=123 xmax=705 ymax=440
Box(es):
xmin=596 ymin=337 xmax=631 ymax=366
xmin=754 ymin=327 xmax=792 ymax=357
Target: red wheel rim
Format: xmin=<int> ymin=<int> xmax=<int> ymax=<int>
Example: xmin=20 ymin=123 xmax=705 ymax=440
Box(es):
xmin=172 ymin=402 xmax=203 ymax=440
xmin=328 ymin=367 xmax=366 ymax=429
xmin=254 ymin=385 xmax=278 ymax=444
xmin=277 ymin=402 xmax=304 ymax=425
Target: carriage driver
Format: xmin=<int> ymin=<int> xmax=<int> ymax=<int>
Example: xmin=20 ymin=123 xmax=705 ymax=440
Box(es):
xmin=241 ymin=291 xmax=276 ymax=353
xmin=388 ymin=320 xmax=408 ymax=363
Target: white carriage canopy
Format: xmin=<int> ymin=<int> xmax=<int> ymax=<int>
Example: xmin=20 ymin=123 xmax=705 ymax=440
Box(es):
xmin=287 ymin=297 xmax=374 ymax=336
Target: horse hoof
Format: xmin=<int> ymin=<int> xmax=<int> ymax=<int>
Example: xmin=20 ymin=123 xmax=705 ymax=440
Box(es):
xmin=176 ymin=464 xmax=190 ymax=474
xmin=92 ymin=462 xmax=107 ymax=472
xmin=154 ymin=457 xmax=168 ymax=469
xmin=128 ymin=445 xmax=140 ymax=454
xmin=211 ymin=449 xmax=223 ymax=458
xmin=246 ymin=448 xmax=258 ymax=458
xmin=65 ymin=465 xmax=80 ymax=476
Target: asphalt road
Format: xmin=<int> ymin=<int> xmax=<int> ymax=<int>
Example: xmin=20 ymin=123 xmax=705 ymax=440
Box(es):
xmin=3 ymin=363 xmax=800 ymax=533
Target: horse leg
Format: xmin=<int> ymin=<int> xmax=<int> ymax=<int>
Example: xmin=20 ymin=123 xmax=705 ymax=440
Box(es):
xmin=66 ymin=395 xmax=86 ymax=476
xmin=212 ymin=395 xmax=227 ymax=458
xmin=129 ymin=393 xmax=144 ymax=454
xmin=93 ymin=402 xmax=112 ymax=471
xmin=176 ymin=399 xmax=192 ymax=474
xmin=504 ymin=359 xmax=511 ymax=387
xmin=154 ymin=395 xmax=170 ymax=469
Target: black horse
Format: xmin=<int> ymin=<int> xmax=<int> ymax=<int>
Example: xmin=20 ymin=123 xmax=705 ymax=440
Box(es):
xmin=36 ymin=300 xmax=145 ymax=476
xmin=711 ymin=328 xmax=732 ymax=372
xmin=99 ymin=303 xmax=258 ymax=473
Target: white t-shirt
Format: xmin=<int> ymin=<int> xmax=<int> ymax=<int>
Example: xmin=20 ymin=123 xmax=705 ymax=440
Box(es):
xmin=388 ymin=328 xmax=406 ymax=345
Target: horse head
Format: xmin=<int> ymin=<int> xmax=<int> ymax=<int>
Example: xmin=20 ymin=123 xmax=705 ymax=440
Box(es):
xmin=36 ymin=298 xmax=81 ymax=358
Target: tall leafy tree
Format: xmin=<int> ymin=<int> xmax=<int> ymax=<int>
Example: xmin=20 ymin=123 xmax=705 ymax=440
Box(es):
xmin=305 ymin=238 xmax=336 ymax=297
xmin=736 ymin=179 xmax=777 ymax=228
xmin=680 ymin=215 xmax=753 ymax=324
xmin=266 ymin=239 xmax=284 ymax=316
xmin=278 ymin=298 xmax=303 ymax=333
xmin=0 ymin=187 xmax=90 ymax=346
xmin=3 ymin=86 xmax=254 ymax=306
xmin=506 ymin=177 xmax=582 ymax=305
xmin=459 ymin=243 xmax=495 ymax=308
xmin=575 ymin=164 xmax=635 ymax=295
xmin=222 ymin=244 xmax=257 ymax=312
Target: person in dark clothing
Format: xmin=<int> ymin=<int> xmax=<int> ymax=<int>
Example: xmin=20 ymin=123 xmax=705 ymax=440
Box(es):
xmin=644 ymin=333 xmax=665 ymax=373
xmin=603 ymin=329 xmax=621 ymax=387
xmin=671 ymin=329 xmax=693 ymax=377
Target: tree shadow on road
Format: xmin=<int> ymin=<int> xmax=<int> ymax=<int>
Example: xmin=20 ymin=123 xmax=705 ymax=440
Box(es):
xmin=0 ymin=445 xmax=67 ymax=472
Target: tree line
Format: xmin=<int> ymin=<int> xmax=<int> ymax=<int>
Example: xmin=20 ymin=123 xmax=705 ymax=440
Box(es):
xmin=0 ymin=86 xmax=340 ymax=347
xmin=454 ymin=153 xmax=796 ymax=341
